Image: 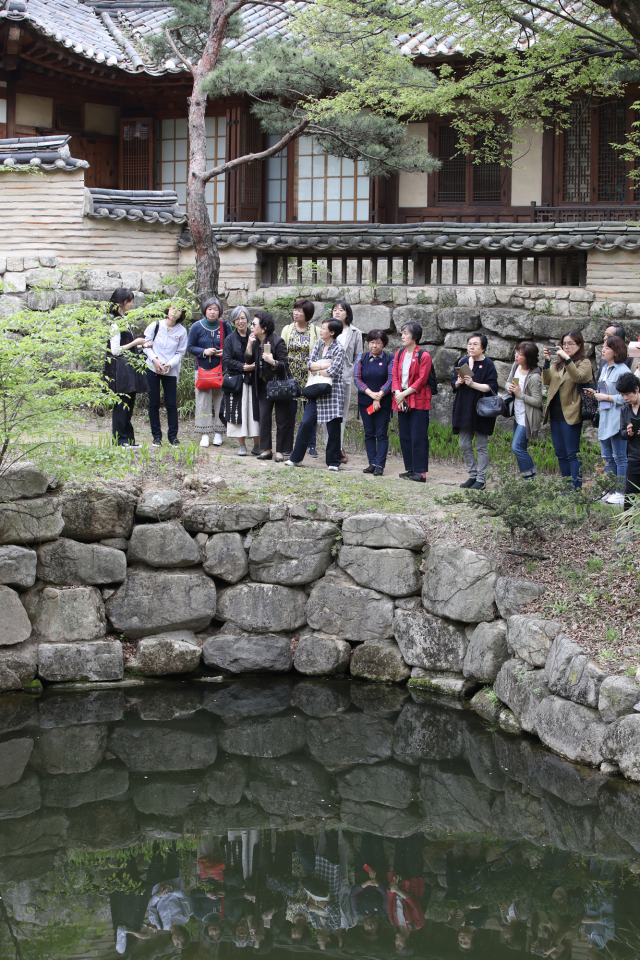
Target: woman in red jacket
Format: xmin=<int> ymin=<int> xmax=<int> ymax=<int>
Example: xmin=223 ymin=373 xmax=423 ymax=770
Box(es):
xmin=392 ymin=321 xmax=432 ymax=483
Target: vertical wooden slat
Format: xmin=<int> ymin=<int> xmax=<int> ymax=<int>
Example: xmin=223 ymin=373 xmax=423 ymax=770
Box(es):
xmin=468 ymin=257 xmax=474 ymax=285
xmin=500 ymin=256 xmax=507 ymax=285
xmin=402 ymin=256 xmax=409 ymax=285
xmin=387 ymin=256 xmax=393 ymax=285
xmin=425 ymin=255 xmax=432 ymax=285
xmin=516 ymin=257 xmax=523 ymax=285
xmin=579 ymin=252 xmax=587 ymax=287
xmin=297 ymin=256 xmax=303 ymax=285
xmin=282 ymin=255 xmax=288 ymax=285
xmin=484 ymin=257 xmax=491 ymax=285
xmin=311 ymin=260 xmax=317 ymax=285
xmin=436 ymin=255 xmax=443 ymax=285
xmin=371 ymin=257 xmax=378 ymax=284
xmin=451 ymin=256 xmax=458 ymax=285
xmin=327 ymin=256 xmax=332 ymax=285
xmin=533 ymin=256 xmax=539 ymax=286
xmin=341 ymin=257 xmax=348 ymax=285
xmin=554 ymin=256 xmax=563 ymax=287
xmin=356 ymin=257 xmax=363 ymax=285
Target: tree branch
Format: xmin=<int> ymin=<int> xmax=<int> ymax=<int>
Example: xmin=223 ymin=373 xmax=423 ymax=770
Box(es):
xmin=502 ymin=0 xmax=639 ymax=59
xmin=164 ymin=27 xmax=194 ymax=70
xmin=200 ymin=118 xmax=309 ymax=181
xmin=225 ymin=0 xmax=294 ymax=17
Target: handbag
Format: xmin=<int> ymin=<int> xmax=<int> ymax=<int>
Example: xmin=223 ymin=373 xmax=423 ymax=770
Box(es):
xmin=476 ymin=388 xmax=509 ymax=418
xmin=195 ymin=322 xmax=224 ymax=391
xmin=578 ymin=383 xmax=599 ymax=422
xmin=266 ymin=363 xmax=301 ymax=400
xmin=222 ymin=372 xmax=243 ymax=393
xmin=302 ymin=372 xmax=333 ymax=399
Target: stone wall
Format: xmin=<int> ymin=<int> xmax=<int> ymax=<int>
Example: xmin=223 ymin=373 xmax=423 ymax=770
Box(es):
xmin=1 ymin=468 xmax=639 ymax=781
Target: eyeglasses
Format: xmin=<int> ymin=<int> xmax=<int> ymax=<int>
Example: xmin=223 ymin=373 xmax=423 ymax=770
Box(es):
xmin=562 ymin=341 xmax=577 ymax=347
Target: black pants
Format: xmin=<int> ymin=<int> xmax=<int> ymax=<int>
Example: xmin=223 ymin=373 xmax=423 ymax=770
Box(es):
xmin=291 ymin=401 xmax=341 ymax=466
xmin=258 ymin=386 xmax=294 ymax=453
xmin=393 ymin=835 xmax=424 ymax=880
xmin=624 ymin=460 xmax=640 ymax=510
xmin=293 ymin=399 xmax=317 ymax=449
xmin=112 ymin=392 xmax=136 ymax=446
xmin=398 ymin=408 xmax=429 ymax=474
xmin=146 ymin=370 xmax=178 ymax=443
xmin=360 ymin=403 xmax=391 ymax=467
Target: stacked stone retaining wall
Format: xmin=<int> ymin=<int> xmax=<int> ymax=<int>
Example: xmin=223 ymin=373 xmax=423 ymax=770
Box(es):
xmin=1 ymin=465 xmax=639 ymax=781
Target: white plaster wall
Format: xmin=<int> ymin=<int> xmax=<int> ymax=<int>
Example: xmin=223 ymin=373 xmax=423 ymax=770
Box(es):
xmin=398 ymin=122 xmax=430 ymax=208
xmin=511 ymin=124 xmax=543 ymax=206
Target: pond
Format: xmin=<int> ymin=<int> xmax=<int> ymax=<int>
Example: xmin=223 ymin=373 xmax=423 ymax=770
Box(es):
xmin=1 ymin=678 xmax=640 ymax=959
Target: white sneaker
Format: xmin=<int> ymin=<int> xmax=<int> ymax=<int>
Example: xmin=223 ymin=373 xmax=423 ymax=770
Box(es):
xmin=199 ymin=435 xmax=210 ymax=448
xmin=328 ymin=464 xmax=339 ymax=472
xmin=213 ymin=433 xmax=223 ymax=446
xmin=116 ymin=926 xmax=127 ymax=954
xmin=284 ymin=459 xmax=302 ymax=466
xmin=237 ymin=445 xmax=247 ymax=456
xmin=600 ymin=492 xmax=612 ymax=503
xmin=607 ymin=492 xmax=625 ymax=506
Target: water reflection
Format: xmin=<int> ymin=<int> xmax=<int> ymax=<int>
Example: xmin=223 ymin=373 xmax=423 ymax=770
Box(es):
xmin=1 ymin=678 xmax=640 ymax=959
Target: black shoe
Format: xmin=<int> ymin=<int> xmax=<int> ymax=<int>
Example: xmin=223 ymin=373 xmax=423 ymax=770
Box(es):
xmin=460 ymin=477 xmax=476 ymax=488
xmin=399 ymin=471 xmax=412 ymax=479
xmin=257 ymin=452 xmax=273 ymax=461
xmin=408 ymin=472 xmax=426 ymax=483
xmin=363 ymin=464 xmax=376 ymax=474
xmin=250 ymin=445 xmax=261 ymax=456
xmin=169 ymin=439 xmax=180 ymax=447
xmin=471 ymin=480 xmax=486 ymax=490
xmin=373 ymin=466 xmax=384 ymax=476
xmin=308 ymin=446 xmax=318 ymax=458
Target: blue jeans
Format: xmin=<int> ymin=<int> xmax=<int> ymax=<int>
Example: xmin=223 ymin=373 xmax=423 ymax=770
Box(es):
xmin=397 ymin=408 xmax=429 ymax=474
xmin=600 ymin=433 xmax=627 ymax=491
xmin=360 ymin=403 xmax=391 ymax=468
xmin=549 ymin=419 xmax=583 ymax=489
xmin=512 ymin=423 xmax=535 ymax=475
xmin=147 ymin=370 xmax=178 ymax=442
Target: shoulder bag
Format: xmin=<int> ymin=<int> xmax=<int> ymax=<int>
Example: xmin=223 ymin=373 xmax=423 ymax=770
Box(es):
xmin=476 ymin=388 xmax=510 ymax=419
xmin=222 ymin=373 xmax=243 ymax=393
xmin=578 ymin=382 xmax=599 ymax=422
xmin=266 ymin=361 xmax=301 ymax=400
xmin=195 ymin=322 xmax=224 ymax=391
xmin=302 ymin=372 xmax=333 ymax=399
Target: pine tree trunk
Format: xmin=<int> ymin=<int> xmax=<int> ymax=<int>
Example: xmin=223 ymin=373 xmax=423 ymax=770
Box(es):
xmin=187 ymin=66 xmax=220 ymax=301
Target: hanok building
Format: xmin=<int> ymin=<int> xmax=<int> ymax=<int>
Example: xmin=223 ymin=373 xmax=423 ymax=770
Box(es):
xmin=0 ymin=0 xmax=640 ymax=301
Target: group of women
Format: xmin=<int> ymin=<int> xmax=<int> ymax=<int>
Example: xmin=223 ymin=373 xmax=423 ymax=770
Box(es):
xmin=106 ymin=288 xmax=640 ymax=501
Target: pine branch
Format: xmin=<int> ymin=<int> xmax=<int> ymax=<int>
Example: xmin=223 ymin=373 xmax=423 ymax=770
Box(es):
xmin=200 ymin=118 xmax=309 ymax=181
xmin=164 ymin=26 xmax=194 ymax=70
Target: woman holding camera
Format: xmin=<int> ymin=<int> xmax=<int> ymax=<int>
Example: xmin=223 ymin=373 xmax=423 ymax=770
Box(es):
xmin=506 ymin=341 xmax=543 ymax=480
xmin=585 ymin=335 xmax=629 ymax=506
xmin=542 ymin=330 xmax=593 ymax=489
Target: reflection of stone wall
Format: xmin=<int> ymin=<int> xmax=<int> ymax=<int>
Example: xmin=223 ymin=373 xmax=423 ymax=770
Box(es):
xmin=1 ymin=467 xmax=639 ymax=780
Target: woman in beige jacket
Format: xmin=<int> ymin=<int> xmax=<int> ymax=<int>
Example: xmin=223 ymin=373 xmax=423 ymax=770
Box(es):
xmin=506 ymin=341 xmax=543 ymax=479
xmin=542 ymin=330 xmax=593 ymax=489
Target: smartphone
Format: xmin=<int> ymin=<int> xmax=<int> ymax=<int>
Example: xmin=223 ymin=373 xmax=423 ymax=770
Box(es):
xmin=263 ymin=342 xmax=272 ymax=354
xmin=512 ymin=376 xmax=519 ymax=385
xmin=366 ymin=402 xmax=376 ymax=415
xmin=628 ymin=342 xmax=640 ymax=358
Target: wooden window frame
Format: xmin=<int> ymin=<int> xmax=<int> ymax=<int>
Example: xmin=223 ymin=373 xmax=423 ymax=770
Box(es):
xmin=431 ymin=121 xmax=511 ymax=207
xmin=119 ymin=116 xmax=153 ymax=191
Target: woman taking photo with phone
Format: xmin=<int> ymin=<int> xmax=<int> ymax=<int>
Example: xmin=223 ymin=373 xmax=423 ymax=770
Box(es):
xmin=585 ymin=335 xmax=628 ymax=506
xmin=105 ymin=287 xmax=149 ymax=448
xmin=505 ymin=341 xmax=543 ymax=480
xmin=542 ymin=330 xmax=593 ymax=489
xmin=451 ymin=333 xmax=498 ymax=490
xmin=142 ymin=304 xmax=188 ymax=447
xmin=187 ymin=296 xmax=233 ymax=448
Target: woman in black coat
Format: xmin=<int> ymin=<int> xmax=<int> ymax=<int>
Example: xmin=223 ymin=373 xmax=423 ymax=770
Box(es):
xmin=105 ymin=287 xmax=149 ymax=448
xmin=247 ymin=309 xmax=294 ymax=461
xmin=220 ymin=305 xmax=260 ymax=456
xmin=451 ymin=332 xmax=498 ymax=490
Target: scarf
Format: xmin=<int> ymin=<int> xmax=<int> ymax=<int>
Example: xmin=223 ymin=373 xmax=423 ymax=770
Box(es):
xmin=200 ymin=317 xmax=220 ymax=333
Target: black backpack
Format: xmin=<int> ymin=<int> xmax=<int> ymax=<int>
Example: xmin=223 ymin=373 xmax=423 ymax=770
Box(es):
xmin=417 ymin=348 xmax=438 ymax=395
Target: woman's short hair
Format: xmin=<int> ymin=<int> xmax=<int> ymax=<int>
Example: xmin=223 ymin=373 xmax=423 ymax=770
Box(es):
xmin=230 ymin=305 xmax=249 ymax=326
xmin=605 ymin=335 xmax=628 ymax=364
xmin=109 ymin=287 xmax=134 ymax=314
xmin=401 ymin=321 xmax=422 ymax=344
xmin=617 ymin=371 xmax=640 ymax=394
xmin=293 ymin=298 xmax=315 ymax=323
xmin=323 ymin=318 xmax=343 ymax=339
xmin=555 ymin=329 xmax=586 ymax=368
xmin=516 ymin=340 xmax=539 ymax=369
xmin=164 ymin=304 xmax=186 ymax=324
xmin=253 ymin=309 xmax=275 ymax=336
xmin=607 ymin=323 xmax=626 ymax=340
xmin=332 ymin=299 xmax=353 ymax=326
xmin=201 ymin=296 xmax=223 ymax=318
xmin=366 ymin=329 xmax=389 ymax=347
xmin=468 ymin=332 xmax=488 ymax=351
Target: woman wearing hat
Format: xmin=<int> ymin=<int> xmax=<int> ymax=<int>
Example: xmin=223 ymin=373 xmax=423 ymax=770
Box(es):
xmin=187 ymin=296 xmax=233 ymax=447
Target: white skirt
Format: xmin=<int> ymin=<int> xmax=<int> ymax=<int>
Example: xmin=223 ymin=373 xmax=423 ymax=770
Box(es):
xmin=226 ymin=383 xmax=260 ymax=438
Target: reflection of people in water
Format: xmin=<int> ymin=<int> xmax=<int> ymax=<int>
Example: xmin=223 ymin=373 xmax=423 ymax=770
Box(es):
xmin=146 ymin=845 xmax=191 ymax=949
xmin=351 ymin=833 xmax=389 ymax=940
xmin=386 ymin=836 xmax=425 ymax=955
xmin=108 ymin=856 xmax=152 ymax=956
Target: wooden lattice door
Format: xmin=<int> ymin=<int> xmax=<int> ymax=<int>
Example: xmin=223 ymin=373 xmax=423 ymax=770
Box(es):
xmin=119 ymin=118 xmax=153 ymax=190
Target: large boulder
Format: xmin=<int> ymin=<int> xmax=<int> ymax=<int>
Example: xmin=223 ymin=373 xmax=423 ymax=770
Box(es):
xmin=249 ymin=519 xmax=337 ymax=585
xmin=31 ymin=724 xmax=108 ymax=774
xmin=599 ymin=676 xmax=640 ymax=723
xmin=203 ymin=634 xmax=293 ymax=673
xmin=0 ymin=812 xmax=68 ymax=858
xmin=293 ymin=634 xmax=350 ymax=676
xmin=133 ymin=633 xmax=202 ymax=675
xmin=22 ymin=585 xmax=106 ymax=642
xmin=0 ymin=694 xmax=37 ymax=736
xmin=294 ymin=680 xmax=351 ymax=717
xmin=0 ymin=772 xmax=41 ymax=820
xmin=41 ymin=763 xmax=129 ymax=808
xmin=0 ymin=586 xmax=31 ymax=646
xmin=0 ymin=737 xmax=33 ymax=787
xmin=535 ymin=696 xmax=608 ymax=765
xmin=0 ymin=463 xmax=48 ymax=501
xmin=204 ymin=758 xmax=247 ymax=805
xmin=602 ymin=715 xmax=640 ymax=781
xmin=0 ymin=497 xmax=64 ymax=545
xmin=218 ymin=715 xmax=307 ymax=758
xmin=36 ymin=538 xmax=126 ymax=586
xmin=419 ymin=761 xmax=495 ymax=834
xmin=136 ymin=489 xmax=182 ymax=521
xmin=393 ymin=305 xmax=442 ymax=343
xmin=250 ymin=756 xmax=332 ymax=820
xmin=507 ymin=616 xmax=563 ymax=668
xmin=0 ymin=665 xmax=21 ymax=692
xmin=66 ymin=799 xmax=140 ymax=851
xmin=0 ymin=546 xmax=37 ymax=588
xmin=38 ymin=690 xmax=124 ymax=728
xmin=105 ymin=569 xmax=216 ymax=639
xmin=306 ymin=576 xmax=394 ymax=641
xmin=0 ymin=641 xmax=38 ymax=683
xmin=393 ymin=608 xmax=467 ymax=671
xmin=493 ymin=659 xmax=552 ymax=734
xmin=480 ymin=308 xmax=533 ymax=339
xmin=132 ymin=774 xmax=204 ymax=817
xmin=337 ymin=545 xmax=421 ymax=597
xmin=350 ymin=682 xmax=409 ymax=717
xmin=203 ymin=533 xmax=248 ymax=583
xmin=350 ymin=640 xmax=410 ymax=682
xmin=128 ymin=522 xmax=200 ymax=568
xmin=339 ymin=798 xmax=426 ymax=838
xmin=392 ymin=702 xmax=465 ymax=763
xmin=38 ymin=640 xmax=123 ymax=682
xmin=544 ymin=634 xmax=606 ymax=708
xmin=202 ymin=680 xmax=293 ymax=718
xmin=438 ymin=306 xmax=480 ymax=331
xmin=183 ymin=503 xmax=269 ymax=533
xmin=62 ymin=488 xmax=137 ymax=541
xmin=463 ymin=621 xmax=509 ymax=682
xmin=108 ymin=722 xmax=217 ymax=772
xmin=130 ymin=687 xmax=202 ymax=722
xmin=306 ymin=714 xmax=393 ymax=765
xmin=337 ymin=761 xmax=418 ymax=809
xmin=422 ymin=544 xmax=497 ymax=622
xmin=216 ymin=582 xmax=307 ymax=633
xmin=341 ymin=514 xmax=425 ymax=550
xmin=599 ymin=782 xmax=640 ymax=852
xmin=494 ymin=577 xmax=546 ymax=618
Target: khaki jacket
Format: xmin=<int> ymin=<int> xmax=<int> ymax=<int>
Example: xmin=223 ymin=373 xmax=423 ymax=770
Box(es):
xmin=506 ymin=363 xmax=543 ymax=439
xmin=542 ymin=357 xmax=593 ymax=425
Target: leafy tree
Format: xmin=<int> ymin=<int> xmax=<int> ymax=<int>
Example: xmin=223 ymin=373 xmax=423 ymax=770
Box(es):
xmin=150 ymin=0 xmax=438 ymax=299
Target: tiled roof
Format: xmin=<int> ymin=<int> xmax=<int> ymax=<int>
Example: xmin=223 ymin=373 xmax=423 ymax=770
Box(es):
xmin=87 ymin=187 xmax=187 ymax=222
xmin=178 ymin=221 xmax=640 ymax=253
xmin=0 ymin=134 xmax=89 ymax=170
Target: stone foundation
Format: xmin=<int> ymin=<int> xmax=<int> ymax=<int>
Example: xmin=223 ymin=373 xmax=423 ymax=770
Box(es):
xmin=1 ymin=467 xmax=639 ymax=781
